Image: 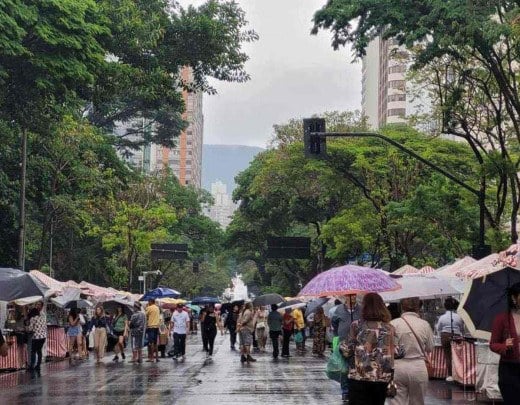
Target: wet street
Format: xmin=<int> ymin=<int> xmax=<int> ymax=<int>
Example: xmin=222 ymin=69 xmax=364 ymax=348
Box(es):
xmin=0 ymin=334 xmax=477 ymax=405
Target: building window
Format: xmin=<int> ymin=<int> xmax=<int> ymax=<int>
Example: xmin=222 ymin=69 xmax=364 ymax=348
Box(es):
xmin=188 ymin=150 xmax=192 ymax=156
xmin=388 ymin=80 xmax=405 ymax=90
xmin=388 ymin=108 xmax=406 ymax=117
xmin=389 ymin=65 xmax=406 ymax=74
xmin=187 ymin=130 xmax=193 ymax=136
xmin=388 ymin=94 xmax=406 ymax=102
xmin=186 ymin=160 xmax=192 ymax=165
xmin=187 ymin=141 xmax=192 ymax=146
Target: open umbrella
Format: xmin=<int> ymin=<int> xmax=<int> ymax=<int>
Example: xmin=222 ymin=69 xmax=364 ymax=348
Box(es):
xmin=298 ymin=264 xmax=400 ymax=297
xmin=0 ymin=267 xmax=49 ymax=301
xmin=103 ymin=297 xmax=135 ymax=317
xmin=304 ymin=297 xmax=329 ymax=316
xmin=220 ymin=300 xmax=245 ymax=313
xmin=190 ymin=296 xmax=220 ymax=306
xmin=64 ymin=299 xmax=93 ymax=309
xmin=278 ymin=299 xmax=305 ymax=311
xmin=253 ymin=293 xmax=285 ymax=307
xmin=459 ymin=266 xmax=520 ymax=340
xmin=140 ymin=287 xmax=180 ymax=301
xmin=380 ymin=274 xmax=459 ymax=302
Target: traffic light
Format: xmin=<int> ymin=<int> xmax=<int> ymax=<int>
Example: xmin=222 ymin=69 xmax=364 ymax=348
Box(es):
xmin=303 ymin=118 xmax=326 ymax=157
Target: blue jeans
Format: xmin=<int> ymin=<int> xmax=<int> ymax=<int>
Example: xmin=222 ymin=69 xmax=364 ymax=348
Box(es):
xmin=340 ymin=372 xmax=349 ymax=395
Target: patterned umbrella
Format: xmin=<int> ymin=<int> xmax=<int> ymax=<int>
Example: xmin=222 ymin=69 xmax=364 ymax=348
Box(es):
xmin=298 ymin=264 xmax=400 ymax=297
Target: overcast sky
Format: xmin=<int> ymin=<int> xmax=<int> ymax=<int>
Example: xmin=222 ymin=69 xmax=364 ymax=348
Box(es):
xmin=184 ymin=0 xmax=362 ymax=147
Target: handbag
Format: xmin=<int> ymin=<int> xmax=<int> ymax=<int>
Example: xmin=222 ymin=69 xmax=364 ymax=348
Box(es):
xmin=401 ymin=316 xmax=433 ymax=378
xmin=294 ymin=331 xmax=303 ymax=344
xmin=386 ymin=370 xmax=397 ymax=398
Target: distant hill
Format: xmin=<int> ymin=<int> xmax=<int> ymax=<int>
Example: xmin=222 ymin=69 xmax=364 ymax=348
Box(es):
xmin=202 ymin=145 xmax=264 ymax=192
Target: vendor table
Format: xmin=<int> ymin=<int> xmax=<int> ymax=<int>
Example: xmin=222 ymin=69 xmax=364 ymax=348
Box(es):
xmin=0 ymin=335 xmax=28 ymax=370
xmin=428 ymin=346 xmax=448 ymax=379
xmin=451 ymin=339 xmax=476 ymax=386
xmin=46 ymin=326 xmax=67 ymax=358
xmin=475 ymin=343 xmax=502 ymax=401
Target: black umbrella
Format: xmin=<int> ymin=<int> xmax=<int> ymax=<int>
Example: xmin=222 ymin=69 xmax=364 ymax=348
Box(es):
xmin=459 ymin=266 xmax=520 ymax=340
xmin=253 ymin=293 xmax=285 ymax=307
xmin=191 ymin=296 xmax=220 ymax=306
xmin=221 ymin=300 xmax=245 ymax=313
xmin=103 ymin=298 xmax=135 ymax=317
xmin=304 ymin=297 xmax=329 ymax=316
xmin=0 ymin=267 xmax=48 ymax=301
xmin=64 ymin=299 xmax=93 ymax=309
xmin=278 ymin=299 xmax=305 ymax=310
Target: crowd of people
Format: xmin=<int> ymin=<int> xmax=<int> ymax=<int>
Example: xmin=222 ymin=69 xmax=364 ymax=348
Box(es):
xmin=2 ymin=284 xmax=520 ymax=405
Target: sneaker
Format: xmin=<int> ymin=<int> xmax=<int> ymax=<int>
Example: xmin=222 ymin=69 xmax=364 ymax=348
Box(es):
xmin=112 ymin=355 xmax=119 ymax=362
xmin=181 ymin=355 xmax=186 ymax=361
xmin=240 ymin=355 xmax=247 ymax=363
xmin=121 ymin=352 xmax=125 ymax=360
xmin=446 ymin=376 xmax=454 ymax=382
xmin=247 ymin=355 xmax=257 ymax=362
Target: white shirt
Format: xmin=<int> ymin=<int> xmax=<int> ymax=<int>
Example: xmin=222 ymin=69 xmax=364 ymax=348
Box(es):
xmin=171 ymin=311 xmax=190 ymax=334
xmin=436 ymin=311 xmax=464 ymax=335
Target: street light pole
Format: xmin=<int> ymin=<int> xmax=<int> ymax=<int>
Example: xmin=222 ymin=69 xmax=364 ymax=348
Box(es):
xmin=304 ymin=119 xmax=491 ymax=259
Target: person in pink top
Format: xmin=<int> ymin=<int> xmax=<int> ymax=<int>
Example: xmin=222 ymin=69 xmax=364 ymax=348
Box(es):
xmin=490 ymin=282 xmax=520 ymax=405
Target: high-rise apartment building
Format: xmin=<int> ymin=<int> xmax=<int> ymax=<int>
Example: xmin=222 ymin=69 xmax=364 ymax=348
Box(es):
xmin=203 ymin=180 xmax=237 ymax=228
xmin=362 ymin=37 xmax=434 ymax=132
xmin=118 ymin=67 xmax=204 ymax=187
xmin=155 ymin=67 xmax=204 ymax=187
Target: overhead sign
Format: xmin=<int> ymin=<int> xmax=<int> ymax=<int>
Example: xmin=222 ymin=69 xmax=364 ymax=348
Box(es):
xmin=151 ymin=243 xmax=188 ymax=260
xmin=266 ymin=237 xmax=311 ymax=259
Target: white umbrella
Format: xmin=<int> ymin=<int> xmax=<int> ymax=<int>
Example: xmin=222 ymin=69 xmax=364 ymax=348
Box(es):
xmin=381 ymin=274 xmax=459 ymax=302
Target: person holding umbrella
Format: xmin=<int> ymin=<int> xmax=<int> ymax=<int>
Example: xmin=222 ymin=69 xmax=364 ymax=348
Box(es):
xmin=490 ymin=282 xmax=520 ymax=404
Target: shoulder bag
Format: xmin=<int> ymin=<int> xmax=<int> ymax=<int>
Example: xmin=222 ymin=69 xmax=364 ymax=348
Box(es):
xmin=401 ymin=317 xmax=433 ymax=378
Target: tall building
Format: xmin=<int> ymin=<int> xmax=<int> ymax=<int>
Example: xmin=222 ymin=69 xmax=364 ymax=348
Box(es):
xmin=204 ymin=180 xmax=237 ymax=228
xmin=362 ymin=37 xmax=434 ymax=132
xmin=156 ymin=67 xmax=204 ymax=187
xmin=117 ymin=67 xmax=204 ymax=187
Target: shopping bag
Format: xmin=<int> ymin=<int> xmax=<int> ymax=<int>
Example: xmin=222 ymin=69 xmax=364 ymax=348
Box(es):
xmin=294 ymin=331 xmax=303 ymax=344
xmin=326 ymin=343 xmax=348 ymax=383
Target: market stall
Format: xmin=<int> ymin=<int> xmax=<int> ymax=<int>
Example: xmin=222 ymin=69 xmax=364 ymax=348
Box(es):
xmin=451 ymin=339 xmax=477 ymax=386
xmin=0 ymin=333 xmax=27 ymax=371
xmin=475 ymin=343 xmax=502 ymax=401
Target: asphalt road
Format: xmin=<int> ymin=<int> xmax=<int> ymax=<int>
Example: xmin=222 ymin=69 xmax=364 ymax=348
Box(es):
xmin=0 ymin=333 xmax=477 ymax=405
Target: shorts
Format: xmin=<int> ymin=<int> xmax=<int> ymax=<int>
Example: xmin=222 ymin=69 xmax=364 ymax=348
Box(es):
xmin=239 ymin=329 xmax=253 ymax=346
xmin=114 ymin=330 xmax=124 ymax=337
xmin=67 ymin=326 xmax=81 ymax=337
xmin=131 ymin=332 xmax=144 ymax=349
xmin=146 ymin=328 xmax=159 ymax=344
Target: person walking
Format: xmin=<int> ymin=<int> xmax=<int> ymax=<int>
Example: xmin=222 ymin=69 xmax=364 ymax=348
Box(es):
xmin=238 ymin=302 xmax=256 ymax=363
xmin=312 ymin=307 xmax=329 ymax=356
xmin=171 ymin=303 xmax=190 ymax=361
xmin=199 ymin=305 xmax=209 ymax=353
xmin=129 ymin=302 xmax=146 ymax=363
xmin=282 ymin=308 xmax=294 ymax=358
xmin=67 ymin=308 xmax=82 ymax=360
xmin=267 ymin=304 xmax=283 ymax=360
xmin=292 ymin=306 xmax=305 ymax=354
xmin=112 ymin=305 xmax=128 ymax=362
xmin=27 ymin=301 xmax=46 ymax=371
xmin=225 ymin=305 xmax=240 ymax=351
xmin=332 ymin=295 xmax=361 ymax=401
xmin=490 ymin=282 xmax=520 ymax=405
xmin=255 ymin=306 xmax=268 ymax=353
xmin=145 ymin=298 xmax=161 ymax=363
xmin=90 ymin=305 xmax=108 ymax=364
xmin=388 ymin=297 xmax=434 ymax=405
xmin=436 ymin=297 xmax=464 ymax=381
xmin=341 ymin=292 xmax=402 ymax=405
xmin=202 ymin=304 xmax=223 ymax=358
xmin=80 ymin=309 xmax=90 ymax=359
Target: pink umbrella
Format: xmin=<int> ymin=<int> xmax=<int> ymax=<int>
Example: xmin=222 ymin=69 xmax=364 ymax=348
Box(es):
xmin=297 ymin=264 xmax=401 ymax=298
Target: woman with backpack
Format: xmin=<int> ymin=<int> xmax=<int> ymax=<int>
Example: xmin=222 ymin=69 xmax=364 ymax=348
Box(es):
xmin=129 ymin=302 xmax=146 ymax=363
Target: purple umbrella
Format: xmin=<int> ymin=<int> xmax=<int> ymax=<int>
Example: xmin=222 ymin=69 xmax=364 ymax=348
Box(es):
xmin=298 ymin=264 xmax=400 ymax=298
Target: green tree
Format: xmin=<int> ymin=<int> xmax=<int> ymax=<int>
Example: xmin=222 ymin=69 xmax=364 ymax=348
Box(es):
xmin=312 ymin=0 xmax=520 ymax=242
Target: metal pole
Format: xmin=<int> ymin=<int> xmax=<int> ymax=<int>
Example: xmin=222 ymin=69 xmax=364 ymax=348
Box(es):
xmin=49 ymin=218 xmax=53 ymax=278
xmin=18 ymin=128 xmax=27 ymax=271
xmin=309 ymin=129 xmax=490 ymax=257
xmin=143 ymin=273 xmax=147 ymax=295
